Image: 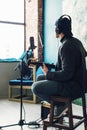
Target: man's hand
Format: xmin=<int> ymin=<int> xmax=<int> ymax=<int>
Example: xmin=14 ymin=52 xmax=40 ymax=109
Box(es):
xmin=42 ymin=63 xmax=49 ymax=74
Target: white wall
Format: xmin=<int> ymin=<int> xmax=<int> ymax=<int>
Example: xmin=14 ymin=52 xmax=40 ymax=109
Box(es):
xmin=63 ymin=0 xmax=87 ymax=51
xmin=0 ymin=62 xmax=20 ymax=98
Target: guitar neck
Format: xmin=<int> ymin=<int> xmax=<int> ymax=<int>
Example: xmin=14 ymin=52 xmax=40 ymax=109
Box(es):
xmin=28 ymin=61 xmax=55 ymax=69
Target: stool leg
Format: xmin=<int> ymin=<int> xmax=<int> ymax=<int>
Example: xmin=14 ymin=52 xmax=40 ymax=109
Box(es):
xmin=82 ymin=94 xmax=87 ymax=130
xmin=49 ymin=100 xmax=54 ymax=124
xmin=59 ymin=117 xmax=63 ymax=130
xmin=86 ymin=126 xmax=87 ymax=130
xmin=67 ymin=101 xmax=73 ymax=130
xmin=43 ymin=122 xmax=47 ymax=130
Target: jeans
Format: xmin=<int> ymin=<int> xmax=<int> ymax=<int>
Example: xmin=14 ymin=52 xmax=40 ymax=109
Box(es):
xmin=32 ymin=74 xmax=82 ymax=104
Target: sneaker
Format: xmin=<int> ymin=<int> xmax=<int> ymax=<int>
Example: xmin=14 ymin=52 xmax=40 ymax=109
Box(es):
xmin=54 ymin=105 xmax=68 ymax=117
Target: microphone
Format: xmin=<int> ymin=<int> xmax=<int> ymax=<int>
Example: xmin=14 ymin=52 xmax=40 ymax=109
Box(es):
xmin=29 ymin=36 xmax=37 ymax=50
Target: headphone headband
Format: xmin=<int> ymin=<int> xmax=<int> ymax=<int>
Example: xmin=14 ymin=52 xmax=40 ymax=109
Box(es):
xmin=58 ymin=14 xmax=71 ymax=23
xmin=55 ymin=14 xmax=72 ymax=35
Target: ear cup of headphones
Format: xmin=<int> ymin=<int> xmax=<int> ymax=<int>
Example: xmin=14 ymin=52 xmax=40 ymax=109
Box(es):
xmin=55 ymin=14 xmax=72 ymax=34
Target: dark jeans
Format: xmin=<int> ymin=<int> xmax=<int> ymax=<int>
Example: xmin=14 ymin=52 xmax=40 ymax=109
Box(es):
xmin=32 ymin=74 xmax=82 ymax=104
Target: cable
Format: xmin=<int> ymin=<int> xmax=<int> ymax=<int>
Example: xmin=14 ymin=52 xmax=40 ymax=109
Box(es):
xmin=27 ymin=118 xmax=43 ymax=129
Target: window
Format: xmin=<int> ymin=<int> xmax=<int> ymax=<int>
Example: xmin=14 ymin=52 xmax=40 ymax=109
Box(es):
xmin=0 ymin=0 xmax=24 ymax=59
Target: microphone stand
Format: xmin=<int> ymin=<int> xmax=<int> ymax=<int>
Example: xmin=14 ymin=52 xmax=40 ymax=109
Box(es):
xmin=0 ymin=50 xmax=40 ymax=130
xmin=18 ymin=52 xmax=26 ymax=127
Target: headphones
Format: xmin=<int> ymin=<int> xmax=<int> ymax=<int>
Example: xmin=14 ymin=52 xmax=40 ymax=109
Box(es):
xmin=55 ymin=14 xmax=72 ymax=34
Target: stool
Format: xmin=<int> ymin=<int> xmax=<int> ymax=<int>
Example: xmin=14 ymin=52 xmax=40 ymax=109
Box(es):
xmin=43 ymin=93 xmax=87 ymax=130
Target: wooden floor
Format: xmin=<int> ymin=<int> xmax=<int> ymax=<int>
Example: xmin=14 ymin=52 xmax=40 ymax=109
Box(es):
xmin=0 ymin=99 xmax=85 ymax=130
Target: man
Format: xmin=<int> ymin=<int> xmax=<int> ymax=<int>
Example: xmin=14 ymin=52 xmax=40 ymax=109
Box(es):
xmin=32 ymin=14 xmax=87 ymax=117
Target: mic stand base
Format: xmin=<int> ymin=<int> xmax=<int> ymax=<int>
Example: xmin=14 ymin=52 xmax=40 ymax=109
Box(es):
xmin=0 ymin=118 xmax=42 ymax=129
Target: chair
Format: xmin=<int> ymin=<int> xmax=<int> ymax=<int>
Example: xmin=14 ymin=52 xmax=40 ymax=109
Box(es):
xmin=43 ymin=93 xmax=87 ymax=130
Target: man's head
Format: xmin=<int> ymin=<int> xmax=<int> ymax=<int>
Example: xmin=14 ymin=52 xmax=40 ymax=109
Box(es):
xmin=55 ymin=14 xmax=73 ymax=38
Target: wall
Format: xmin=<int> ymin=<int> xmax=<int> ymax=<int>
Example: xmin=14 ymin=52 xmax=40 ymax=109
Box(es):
xmin=25 ymin=0 xmax=38 ymax=58
xmin=25 ymin=0 xmax=43 ymax=61
xmin=38 ymin=0 xmax=43 ymax=61
xmin=63 ymin=0 xmax=87 ymax=51
xmin=0 ymin=62 xmax=20 ymax=98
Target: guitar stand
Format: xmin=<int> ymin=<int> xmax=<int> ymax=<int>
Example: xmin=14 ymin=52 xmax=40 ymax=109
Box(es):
xmin=0 ymin=54 xmax=41 ymax=130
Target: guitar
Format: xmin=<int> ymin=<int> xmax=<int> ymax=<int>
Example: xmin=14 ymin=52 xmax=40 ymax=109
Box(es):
xmin=28 ymin=60 xmax=55 ymax=69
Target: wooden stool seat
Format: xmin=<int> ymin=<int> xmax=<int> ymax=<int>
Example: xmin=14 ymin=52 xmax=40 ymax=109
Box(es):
xmin=43 ymin=93 xmax=87 ymax=130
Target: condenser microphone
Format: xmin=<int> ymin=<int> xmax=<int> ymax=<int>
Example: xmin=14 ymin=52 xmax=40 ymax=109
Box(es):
xmin=29 ymin=36 xmax=37 ymax=50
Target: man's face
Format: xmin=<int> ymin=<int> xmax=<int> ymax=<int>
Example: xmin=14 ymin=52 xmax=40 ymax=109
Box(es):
xmin=56 ymin=33 xmax=64 ymax=40
xmin=56 ymin=33 xmax=60 ymax=38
